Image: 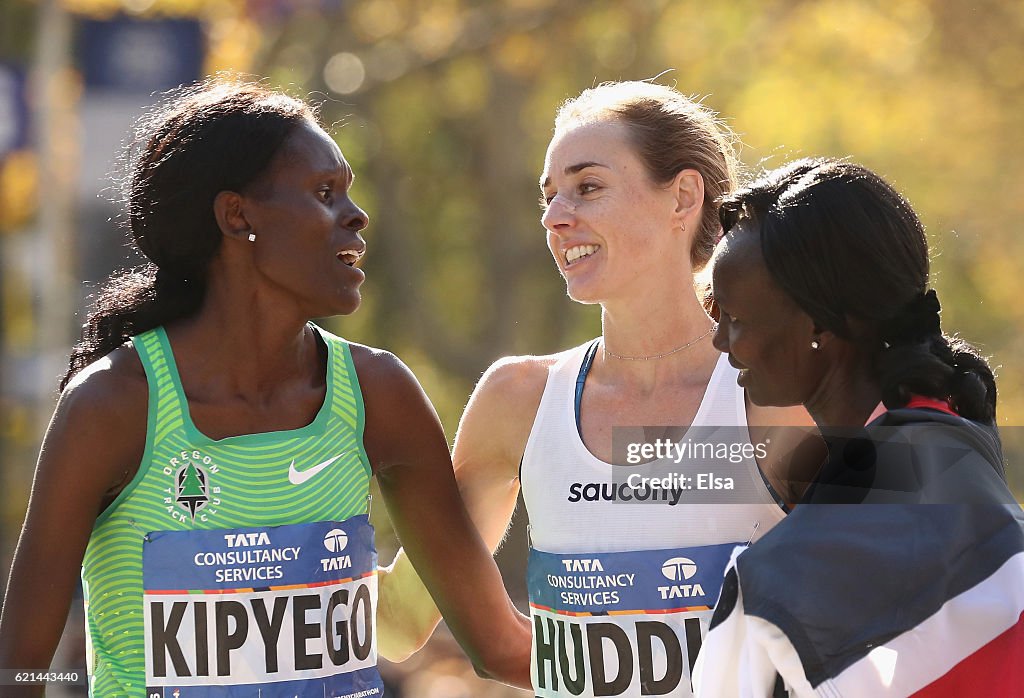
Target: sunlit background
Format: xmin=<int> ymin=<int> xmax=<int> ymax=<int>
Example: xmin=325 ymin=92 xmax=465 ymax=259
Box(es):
xmin=2 ymin=0 xmax=1023 ymax=695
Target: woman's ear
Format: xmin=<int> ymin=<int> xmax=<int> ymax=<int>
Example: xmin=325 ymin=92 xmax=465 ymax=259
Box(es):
xmin=671 ymin=168 xmax=705 ymax=229
xmin=810 ymin=321 xmax=840 ymax=350
xmin=213 ymin=190 xmax=252 ymax=242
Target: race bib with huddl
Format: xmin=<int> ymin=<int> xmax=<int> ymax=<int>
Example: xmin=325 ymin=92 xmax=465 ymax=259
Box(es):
xmin=141 ymin=517 xmax=382 ymax=698
xmin=528 ymin=543 xmax=737 ymax=697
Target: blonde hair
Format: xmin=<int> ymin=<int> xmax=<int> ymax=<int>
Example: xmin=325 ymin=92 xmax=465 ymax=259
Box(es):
xmin=554 ymin=81 xmax=739 ymax=269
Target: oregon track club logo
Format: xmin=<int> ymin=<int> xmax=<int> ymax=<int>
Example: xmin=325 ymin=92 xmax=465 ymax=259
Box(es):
xmin=163 ymin=450 xmax=222 ymax=523
xmin=175 ymin=462 xmax=210 ymax=519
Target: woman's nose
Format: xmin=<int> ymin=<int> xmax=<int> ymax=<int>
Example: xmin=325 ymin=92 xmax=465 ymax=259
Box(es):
xmin=341 ymin=200 xmax=369 ymax=231
xmin=541 ymin=194 xmax=576 ymax=231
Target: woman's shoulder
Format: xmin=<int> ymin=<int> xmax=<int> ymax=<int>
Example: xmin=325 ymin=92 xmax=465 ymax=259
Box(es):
xmin=472 ymin=342 xmax=600 ymax=417
xmin=43 ymin=344 xmax=149 ymax=496
xmin=345 ymin=341 xmax=405 ymax=379
xmin=58 ymin=344 xmax=148 ymax=453
xmin=61 ymin=343 xmax=148 ymax=418
xmin=344 ymin=344 xmax=432 ymax=422
xmin=481 ymin=352 xmax=560 ymax=392
xmin=449 ymin=350 xmax=580 ymax=478
xmin=485 ymin=340 xmax=598 ymax=390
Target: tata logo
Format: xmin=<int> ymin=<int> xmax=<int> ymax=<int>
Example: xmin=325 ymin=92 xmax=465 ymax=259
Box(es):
xmin=321 ymin=529 xmax=352 ymax=573
xmin=661 ymin=557 xmax=697 ymax=581
xmin=323 ymin=529 xmax=349 ymax=553
xmin=658 ymin=557 xmax=705 ymax=600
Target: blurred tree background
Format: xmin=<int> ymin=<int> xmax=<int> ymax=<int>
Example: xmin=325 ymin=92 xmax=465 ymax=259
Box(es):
xmin=1 ymin=0 xmax=1023 ymax=695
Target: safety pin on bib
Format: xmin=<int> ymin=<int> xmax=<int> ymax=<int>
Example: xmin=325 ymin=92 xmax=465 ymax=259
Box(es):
xmin=745 ymin=521 xmax=760 ymax=546
xmin=128 ymin=519 xmax=151 ymax=543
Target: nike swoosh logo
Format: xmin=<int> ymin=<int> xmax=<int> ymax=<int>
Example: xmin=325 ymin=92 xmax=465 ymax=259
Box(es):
xmin=287 ymin=450 xmax=354 ymax=485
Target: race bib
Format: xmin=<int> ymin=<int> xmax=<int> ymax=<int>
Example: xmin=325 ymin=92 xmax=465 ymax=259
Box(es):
xmin=142 ymin=517 xmax=383 ymax=698
xmin=528 ymin=543 xmax=737 ymax=697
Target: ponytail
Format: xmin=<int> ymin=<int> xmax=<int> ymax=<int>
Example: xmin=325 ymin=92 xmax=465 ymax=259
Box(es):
xmin=61 ymin=266 xmax=205 ymax=390
xmin=873 ymin=289 xmax=996 ymax=424
xmin=875 ymin=333 xmax=996 ymax=425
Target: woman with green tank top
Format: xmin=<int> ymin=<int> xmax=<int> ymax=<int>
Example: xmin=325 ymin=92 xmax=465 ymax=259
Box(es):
xmin=0 ymin=78 xmax=530 ymax=697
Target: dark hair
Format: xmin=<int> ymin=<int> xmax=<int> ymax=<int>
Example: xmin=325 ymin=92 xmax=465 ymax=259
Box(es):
xmin=61 ymin=78 xmax=315 ymax=390
xmin=719 ymin=157 xmax=996 ymax=424
xmin=554 ymin=81 xmax=738 ymax=270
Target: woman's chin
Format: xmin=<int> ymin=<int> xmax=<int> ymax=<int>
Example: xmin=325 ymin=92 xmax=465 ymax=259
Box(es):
xmin=319 ymin=293 xmax=362 ymax=319
xmin=741 ymin=377 xmax=780 ymax=407
xmin=564 ymin=279 xmax=606 ymax=305
xmin=745 ymin=386 xmax=802 ymax=409
xmin=563 ymin=287 xmax=597 ymax=305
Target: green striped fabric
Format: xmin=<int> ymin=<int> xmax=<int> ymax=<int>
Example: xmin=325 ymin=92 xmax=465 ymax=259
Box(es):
xmin=81 ymin=324 xmax=372 ymax=697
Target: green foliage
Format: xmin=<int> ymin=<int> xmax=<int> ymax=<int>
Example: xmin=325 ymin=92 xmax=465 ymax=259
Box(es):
xmin=261 ymin=1 xmax=1023 ymax=440
xmin=1 ymin=4 xmax=1020 ymax=686
xmin=7 ymin=0 xmax=1022 ymax=491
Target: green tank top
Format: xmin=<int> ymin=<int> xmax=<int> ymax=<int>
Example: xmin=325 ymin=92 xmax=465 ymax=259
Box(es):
xmin=81 ymin=324 xmax=374 ymax=697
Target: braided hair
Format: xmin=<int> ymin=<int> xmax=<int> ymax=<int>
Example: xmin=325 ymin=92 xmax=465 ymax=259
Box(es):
xmin=718 ymin=158 xmax=996 ymax=424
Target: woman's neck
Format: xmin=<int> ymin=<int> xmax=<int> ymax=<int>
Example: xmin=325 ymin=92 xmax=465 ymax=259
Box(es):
xmin=594 ymin=291 xmax=719 ymax=393
xmin=172 ymin=292 xmax=318 ymax=395
xmin=805 ymin=359 xmax=883 ymax=428
xmin=599 ymin=285 xmax=715 ymax=358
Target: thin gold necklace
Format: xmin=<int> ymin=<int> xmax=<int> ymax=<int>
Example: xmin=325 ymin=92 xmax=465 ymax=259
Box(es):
xmin=602 ymin=324 xmax=716 ymax=361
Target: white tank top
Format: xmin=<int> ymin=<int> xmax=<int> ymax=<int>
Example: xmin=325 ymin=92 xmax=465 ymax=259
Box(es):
xmin=522 ymin=339 xmax=786 ymax=554
xmin=522 ymin=341 xmax=788 ymax=697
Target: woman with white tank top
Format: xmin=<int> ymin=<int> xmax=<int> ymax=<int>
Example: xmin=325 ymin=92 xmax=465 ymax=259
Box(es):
xmin=377 ymin=81 xmax=815 ymax=697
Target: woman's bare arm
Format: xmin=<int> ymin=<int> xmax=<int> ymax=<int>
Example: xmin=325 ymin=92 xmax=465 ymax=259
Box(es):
xmin=0 ymin=351 xmax=146 ymax=697
xmin=357 ymin=348 xmax=546 ymax=686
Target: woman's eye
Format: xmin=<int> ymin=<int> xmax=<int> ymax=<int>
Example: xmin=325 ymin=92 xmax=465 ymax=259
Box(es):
xmin=318 ymin=188 xmax=333 ymax=203
xmin=712 ymin=303 xmax=738 ymax=325
xmin=579 ymin=182 xmax=599 ymax=195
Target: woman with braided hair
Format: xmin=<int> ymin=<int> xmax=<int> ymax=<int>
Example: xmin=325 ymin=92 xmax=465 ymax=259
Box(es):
xmin=0 ymin=78 xmax=531 ymax=696
xmin=695 ymin=158 xmax=1024 ymax=697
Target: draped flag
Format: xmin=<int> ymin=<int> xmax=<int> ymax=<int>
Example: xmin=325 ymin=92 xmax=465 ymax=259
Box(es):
xmin=694 ymin=409 xmax=1024 ymax=697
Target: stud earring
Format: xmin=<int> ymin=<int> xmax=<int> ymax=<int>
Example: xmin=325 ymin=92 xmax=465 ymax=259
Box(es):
xmin=810 ymin=340 xmax=821 ymax=350
xmin=247 ymin=232 xmax=256 ymax=242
